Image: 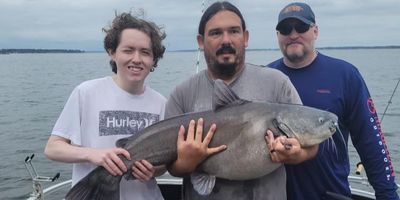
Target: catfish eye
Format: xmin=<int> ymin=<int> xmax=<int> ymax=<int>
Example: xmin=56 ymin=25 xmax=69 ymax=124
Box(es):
xmin=318 ymin=117 xmax=324 ymax=124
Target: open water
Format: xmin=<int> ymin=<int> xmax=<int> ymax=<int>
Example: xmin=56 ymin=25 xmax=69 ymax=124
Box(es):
xmin=0 ymin=49 xmax=399 ymax=199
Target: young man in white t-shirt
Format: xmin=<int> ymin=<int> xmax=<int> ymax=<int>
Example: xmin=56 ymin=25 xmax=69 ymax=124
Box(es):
xmin=44 ymin=12 xmax=167 ymax=200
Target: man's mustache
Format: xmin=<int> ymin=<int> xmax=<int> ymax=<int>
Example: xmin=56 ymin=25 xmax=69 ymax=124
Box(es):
xmin=216 ymin=44 xmax=236 ymax=55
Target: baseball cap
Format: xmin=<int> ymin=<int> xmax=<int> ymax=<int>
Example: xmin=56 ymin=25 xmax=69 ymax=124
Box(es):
xmin=276 ymin=2 xmax=315 ymax=29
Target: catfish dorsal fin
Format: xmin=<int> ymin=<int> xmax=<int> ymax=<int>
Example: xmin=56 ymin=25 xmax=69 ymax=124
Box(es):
xmin=116 ymin=138 xmax=129 ymax=148
xmin=116 ymin=131 xmax=142 ymax=148
xmin=212 ymin=79 xmax=249 ymax=111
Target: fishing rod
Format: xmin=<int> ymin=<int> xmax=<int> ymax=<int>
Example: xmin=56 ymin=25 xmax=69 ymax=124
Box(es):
xmin=195 ymin=0 xmax=207 ymax=73
xmin=380 ymin=78 xmax=400 ymax=123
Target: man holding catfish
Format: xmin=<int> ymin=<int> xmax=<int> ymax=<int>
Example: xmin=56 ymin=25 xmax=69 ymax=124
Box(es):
xmin=165 ymin=1 xmax=319 ymax=199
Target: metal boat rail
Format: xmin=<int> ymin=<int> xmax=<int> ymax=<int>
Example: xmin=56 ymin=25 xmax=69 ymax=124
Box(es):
xmin=24 ymin=154 xmax=398 ymax=200
xmin=348 ymin=175 xmax=375 ymax=199
xmin=25 ymin=176 xmax=381 ymax=200
xmin=24 ymin=154 xmax=183 ymax=200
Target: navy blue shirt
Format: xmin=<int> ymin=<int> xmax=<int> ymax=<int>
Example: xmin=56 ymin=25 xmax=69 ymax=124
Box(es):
xmin=269 ymin=53 xmax=399 ymax=200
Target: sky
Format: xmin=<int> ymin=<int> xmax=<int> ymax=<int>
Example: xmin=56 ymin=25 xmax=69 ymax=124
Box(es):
xmin=0 ymin=0 xmax=399 ymax=51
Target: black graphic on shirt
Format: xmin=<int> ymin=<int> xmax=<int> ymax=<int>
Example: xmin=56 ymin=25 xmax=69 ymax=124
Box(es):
xmin=99 ymin=111 xmax=160 ymax=136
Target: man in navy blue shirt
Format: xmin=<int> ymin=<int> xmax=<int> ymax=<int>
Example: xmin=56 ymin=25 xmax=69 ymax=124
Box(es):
xmin=268 ymin=2 xmax=399 ymax=200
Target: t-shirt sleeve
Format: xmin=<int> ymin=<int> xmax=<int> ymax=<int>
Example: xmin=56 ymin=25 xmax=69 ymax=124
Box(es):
xmin=158 ymin=96 xmax=167 ymax=121
xmin=280 ymin=77 xmax=302 ymax=105
xmin=345 ymin=69 xmax=399 ymax=199
xmin=51 ymin=86 xmax=82 ymax=145
xmin=165 ymin=86 xmax=185 ymax=119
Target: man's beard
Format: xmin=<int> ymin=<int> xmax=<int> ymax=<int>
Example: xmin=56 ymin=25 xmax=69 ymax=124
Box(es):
xmin=213 ymin=62 xmax=237 ymax=80
xmin=207 ymin=44 xmax=239 ymax=80
xmin=285 ymin=52 xmax=305 ymax=63
xmin=284 ymin=46 xmax=310 ymax=63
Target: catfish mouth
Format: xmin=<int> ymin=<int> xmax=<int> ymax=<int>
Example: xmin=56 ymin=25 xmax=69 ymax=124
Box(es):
xmin=272 ymin=118 xmax=339 ymax=147
xmin=330 ymin=121 xmax=338 ymax=134
xmin=272 ymin=118 xmax=295 ymax=138
xmin=273 ymin=117 xmax=338 ymax=137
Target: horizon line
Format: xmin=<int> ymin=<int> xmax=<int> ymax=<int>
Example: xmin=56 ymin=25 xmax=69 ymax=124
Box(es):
xmin=1 ymin=45 xmax=400 ymax=54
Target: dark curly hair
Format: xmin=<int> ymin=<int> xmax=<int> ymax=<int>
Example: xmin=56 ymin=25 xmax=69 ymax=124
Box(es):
xmin=103 ymin=12 xmax=166 ymax=73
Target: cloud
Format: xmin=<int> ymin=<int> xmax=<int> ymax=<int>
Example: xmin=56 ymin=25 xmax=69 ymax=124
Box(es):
xmin=0 ymin=0 xmax=399 ymax=51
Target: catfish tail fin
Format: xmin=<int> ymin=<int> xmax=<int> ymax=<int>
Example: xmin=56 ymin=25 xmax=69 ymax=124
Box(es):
xmin=66 ymin=166 xmax=122 ymax=200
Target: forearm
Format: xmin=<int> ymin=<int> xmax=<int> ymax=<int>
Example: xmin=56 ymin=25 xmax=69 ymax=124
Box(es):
xmin=167 ymin=159 xmax=195 ymax=177
xmin=44 ymin=135 xmax=92 ymax=163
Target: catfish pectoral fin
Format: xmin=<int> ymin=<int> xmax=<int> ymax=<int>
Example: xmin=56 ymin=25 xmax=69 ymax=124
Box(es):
xmin=66 ymin=167 xmax=122 ymax=200
xmin=191 ymin=171 xmax=216 ymax=196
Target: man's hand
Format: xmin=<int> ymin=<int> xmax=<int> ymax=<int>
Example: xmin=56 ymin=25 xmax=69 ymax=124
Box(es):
xmin=87 ymin=147 xmax=131 ymax=176
xmin=132 ymin=160 xmax=156 ymax=182
xmin=169 ymin=118 xmax=227 ymax=175
xmin=265 ymin=130 xmax=318 ymax=164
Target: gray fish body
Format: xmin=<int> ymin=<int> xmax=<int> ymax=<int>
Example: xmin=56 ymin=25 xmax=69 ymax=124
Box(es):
xmin=66 ymin=80 xmax=338 ymax=199
xmin=123 ymin=100 xmax=337 ymax=181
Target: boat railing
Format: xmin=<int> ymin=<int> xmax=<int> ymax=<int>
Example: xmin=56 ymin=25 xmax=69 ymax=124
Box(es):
xmin=24 ymin=154 xmax=62 ymax=200
xmin=24 ymin=154 xmax=398 ymax=200
xmin=23 ymin=154 xmax=183 ymax=200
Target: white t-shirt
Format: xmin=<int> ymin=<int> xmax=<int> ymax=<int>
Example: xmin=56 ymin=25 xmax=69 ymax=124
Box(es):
xmin=52 ymin=76 xmax=166 ymax=200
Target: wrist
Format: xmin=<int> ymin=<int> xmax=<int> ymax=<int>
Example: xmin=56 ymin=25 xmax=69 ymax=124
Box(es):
xmin=170 ymin=158 xmax=196 ymax=175
xmin=297 ymin=145 xmax=318 ymax=163
xmin=81 ymin=147 xmax=95 ymax=163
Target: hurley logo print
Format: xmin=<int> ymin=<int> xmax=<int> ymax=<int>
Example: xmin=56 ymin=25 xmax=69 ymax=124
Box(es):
xmin=99 ymin=110 xmax=159 ymax=136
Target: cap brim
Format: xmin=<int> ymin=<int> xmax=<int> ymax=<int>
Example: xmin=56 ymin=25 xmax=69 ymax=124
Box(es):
xmin=276 ymin=16 xmax=313 ymax=29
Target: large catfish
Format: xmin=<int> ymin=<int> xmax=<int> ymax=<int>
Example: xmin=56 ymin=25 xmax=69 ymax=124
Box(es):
xmin=66 ymin=79 xmax=338 ymax=200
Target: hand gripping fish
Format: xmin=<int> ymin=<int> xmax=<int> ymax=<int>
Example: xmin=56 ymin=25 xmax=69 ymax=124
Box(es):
xmin=66 ymin=79 xmax=338 ymax=199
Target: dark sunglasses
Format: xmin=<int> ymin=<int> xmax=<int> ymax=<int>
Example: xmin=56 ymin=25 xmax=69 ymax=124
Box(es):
xmin=277 ymin=23 xmax=312 ymax=35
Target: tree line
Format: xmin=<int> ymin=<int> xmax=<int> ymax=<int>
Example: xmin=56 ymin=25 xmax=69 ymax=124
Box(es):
xmin=0 ymin=49 xmax=84 ymax=54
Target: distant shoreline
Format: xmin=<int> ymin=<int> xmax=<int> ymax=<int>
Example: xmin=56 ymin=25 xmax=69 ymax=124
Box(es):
xmin=1 ymin=45 xmax=399 ymax=54
xmin=172 ymin=45 xmax=400 ymax=52
xmin=0 ymin=49 xmax=85 ymax=54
